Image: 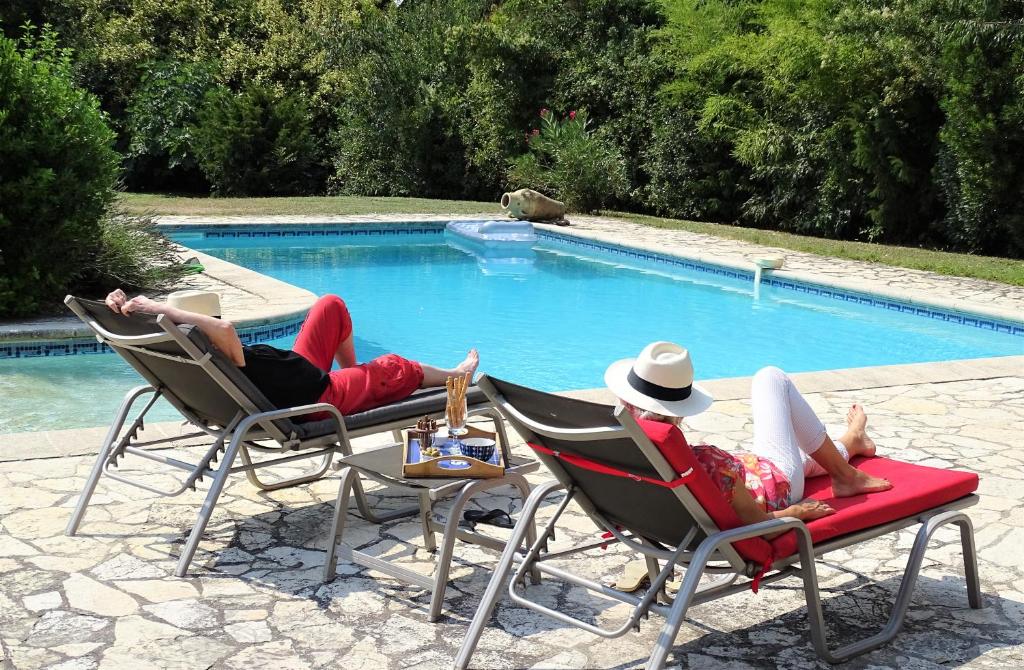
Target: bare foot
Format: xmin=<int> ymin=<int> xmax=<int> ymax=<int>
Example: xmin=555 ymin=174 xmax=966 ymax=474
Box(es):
xmin=840 ymin=404 xmax=877 ymax=457
xmin=455 ymin=349 xmax=479 ymax=378
xmin=832 ymin=468 xmax=892 ymax=497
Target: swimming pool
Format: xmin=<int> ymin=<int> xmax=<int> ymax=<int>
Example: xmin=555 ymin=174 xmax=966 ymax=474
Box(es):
xmin=1 ymin=225 xmax=1020 ymax=434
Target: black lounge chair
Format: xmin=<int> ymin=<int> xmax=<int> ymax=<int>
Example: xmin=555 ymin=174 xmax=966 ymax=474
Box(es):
xmin=62 ymin=296 xmax=509 ymax=576
xmin=454 ymin=375 xmax=982 ymax=669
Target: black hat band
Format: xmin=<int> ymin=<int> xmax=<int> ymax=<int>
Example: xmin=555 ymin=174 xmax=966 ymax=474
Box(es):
xmin=627 ymin=368 xmax=692 ymax=402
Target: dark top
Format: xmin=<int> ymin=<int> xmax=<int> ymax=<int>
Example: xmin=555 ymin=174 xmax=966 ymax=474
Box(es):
xmin=240 ymin=344 xmax=330 ymax=410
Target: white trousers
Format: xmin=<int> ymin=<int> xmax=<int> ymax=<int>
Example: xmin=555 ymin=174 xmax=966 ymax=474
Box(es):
xmin=750 ymin=367 xmax=849 ymax=503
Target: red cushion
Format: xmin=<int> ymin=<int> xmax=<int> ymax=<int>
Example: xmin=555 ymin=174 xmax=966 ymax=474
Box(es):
xmin=769 ymin=456 xmax=978 ymax=557
xmin=639 ymin=420 xmax=979 ymax=565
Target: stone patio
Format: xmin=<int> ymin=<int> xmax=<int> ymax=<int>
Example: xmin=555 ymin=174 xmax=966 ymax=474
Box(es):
xmin=2 ymin=362 xmax=1023 ymax=670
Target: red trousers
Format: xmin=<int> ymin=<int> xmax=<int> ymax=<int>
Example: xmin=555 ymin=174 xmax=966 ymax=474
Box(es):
xmin=293 ymin=295 xmax=424 ymax=416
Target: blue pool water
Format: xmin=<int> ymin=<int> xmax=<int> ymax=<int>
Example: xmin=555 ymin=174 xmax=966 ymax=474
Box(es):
xmin=1 ymin=229 xmax=1020 ymax=434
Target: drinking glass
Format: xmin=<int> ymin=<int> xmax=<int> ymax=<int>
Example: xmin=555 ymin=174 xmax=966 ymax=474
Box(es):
xmin=446 ymin=397 xmax=468 ymax=449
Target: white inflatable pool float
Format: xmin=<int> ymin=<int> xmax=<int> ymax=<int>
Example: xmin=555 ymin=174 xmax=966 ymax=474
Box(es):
xmin=445 ymin=220 xmax=537 ymax=248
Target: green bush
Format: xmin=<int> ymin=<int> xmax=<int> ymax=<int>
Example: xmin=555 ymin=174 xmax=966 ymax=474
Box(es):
xmin=191 ymin=83 xmax=322 ymax=196
xmin=327 ymin=3 xmax=485 ymax=199
xmin=508 ymin=108 xmax=628 ymax=213
xmin=124 ymin=59 xmax=218 ymax=192
xmin=0 ymin=30 xmax=119 ymax=317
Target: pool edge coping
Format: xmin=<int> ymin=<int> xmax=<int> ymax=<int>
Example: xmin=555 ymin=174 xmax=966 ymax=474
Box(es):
xmin=532 ymin=222 xmax=1024 ymax=327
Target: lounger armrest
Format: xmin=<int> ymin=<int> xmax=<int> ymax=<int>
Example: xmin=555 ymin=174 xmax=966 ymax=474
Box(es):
xmin=234 ymin=403 xmax=348 ymax=449
xmin=696 ymin=517 xmax=811 ymax=575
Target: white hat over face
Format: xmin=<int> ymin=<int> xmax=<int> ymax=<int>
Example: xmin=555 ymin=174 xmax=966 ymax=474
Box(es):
xmin=166 ymin=290 xmax=221 ymax=318
xmin=604 ymin=341 xmax=714 ymax=418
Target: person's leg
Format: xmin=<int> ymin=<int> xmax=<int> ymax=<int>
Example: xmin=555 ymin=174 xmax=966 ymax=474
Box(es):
xmin=292 ymin=295 xmax=356 ymax=371
xmin=419 ymin=349 xmax=479 ymax=388
xmin=750 ymin=366 xmax=813 ymax=502
xmin=802 ymin=405 xmax=876 ymax=477
xmin=319 ymin=349 xmax=480 ymax=416
xmin=751 ymin=367 xmax=891 ymax=498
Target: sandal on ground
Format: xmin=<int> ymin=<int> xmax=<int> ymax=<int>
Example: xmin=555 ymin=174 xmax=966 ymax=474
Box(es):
xmin=462 ymin=508 xmax=515 ymax=529
xmin=610 ymin=560 xmax=650 ymax=593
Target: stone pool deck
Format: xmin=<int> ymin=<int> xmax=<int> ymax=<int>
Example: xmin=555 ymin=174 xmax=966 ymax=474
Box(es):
xmin=2 ymin=360 xmax=1023 ymax=669
xmin=1 ymin=214 xmax=1023 ymax=669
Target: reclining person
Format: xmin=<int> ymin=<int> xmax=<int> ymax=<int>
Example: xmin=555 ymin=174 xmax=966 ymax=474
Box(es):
xmin=605 ymin=341 xmax=891 ymax=532
xmin=103 ymin=288 xmax=478 ymax=417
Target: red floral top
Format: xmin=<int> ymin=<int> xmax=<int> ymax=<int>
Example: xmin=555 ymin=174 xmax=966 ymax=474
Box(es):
xmin=692 ymin=444 xmax=792 ymax=512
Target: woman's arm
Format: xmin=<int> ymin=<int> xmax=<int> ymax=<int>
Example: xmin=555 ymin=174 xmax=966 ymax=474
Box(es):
xmin=727 ymin=480 xmax=834 ymax=539
xmin=106 ymin=290 xmax=245 ymax=367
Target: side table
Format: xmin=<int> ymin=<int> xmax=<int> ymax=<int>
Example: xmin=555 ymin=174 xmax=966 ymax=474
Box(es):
xmin=322 ymin=432 xmax=540 ymax=621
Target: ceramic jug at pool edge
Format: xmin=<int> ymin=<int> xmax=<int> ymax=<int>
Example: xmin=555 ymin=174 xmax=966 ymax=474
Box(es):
xmin=500 ymin=189 xmax=566 ymax=222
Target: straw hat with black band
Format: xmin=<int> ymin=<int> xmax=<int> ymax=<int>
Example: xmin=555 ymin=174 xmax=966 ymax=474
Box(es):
xmin=166 ymin=290 xmax=222 ymax=319
xmin=604 ymin=341 xmax=714 ymax=418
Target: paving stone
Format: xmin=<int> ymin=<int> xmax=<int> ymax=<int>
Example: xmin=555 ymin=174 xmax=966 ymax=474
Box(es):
xmin=99 ymin=634 xmax=231 ymax=670
xmin=0 ymin=535 xmax=38 ymax=557
xmin=225 ymin=619 xmax=273 ymax=643
xmin=64 ymin=574 xmax=139 ymax=617
xmin=2 ymin=506 xmax=82 ymax=539
xmin=113 ymin=579 xmax=199 ymax=603
xmin=224 ymin=608 xmax=269 ymax=622
xmin=51 ymin=642 xmax=104 ymax=658
xmin=25 ymin=611 xmax=109 ymax=647
xmin=49 ymin=658 xmax=97 ymax=670
xmin=142 ymin=598 xmax=218 ymax=629
xmin=91 ymin=553 xmax=168 ymax=581
xmin=22 ymin=590 xmax=62 ymax=612
xmin=222 ymin=640 xmax=312 ymax=670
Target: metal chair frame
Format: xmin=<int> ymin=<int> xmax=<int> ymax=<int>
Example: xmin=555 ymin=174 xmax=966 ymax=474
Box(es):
xmin=454 ymin=377 xmax=982 ymax=669
xmin=62 ymin=296 xmax=508 ymax=577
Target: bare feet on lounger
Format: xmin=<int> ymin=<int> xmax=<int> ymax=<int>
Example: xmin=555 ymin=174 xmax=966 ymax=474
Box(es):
xmin=455 ymin=349 xmax=480 ymax=378
xmin=840 ymin=404 xmax=877 ymax=457
xmin=832 ymin=404 xmax=890 ymax=497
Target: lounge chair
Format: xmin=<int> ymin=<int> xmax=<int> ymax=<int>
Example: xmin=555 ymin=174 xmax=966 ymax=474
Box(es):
xmin=454 ymin=376 xmax=982 ymax=669
xmin=62 ymin=296 xmax=510 ymax=577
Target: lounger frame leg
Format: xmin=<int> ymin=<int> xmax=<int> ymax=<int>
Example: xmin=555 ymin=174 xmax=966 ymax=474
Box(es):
xmin=66 ymin=385 xmax=158 ymax=536
xmin=453 ymin=480 xmax=565 ymax=670
xmin=645 ymin=510 xmax=983 ymax=669
xmin=802 ymin=509 xmax=982 ymax=664
xmin=174 ymin=424 xmax=248 ymax=577
xmin=427 ymin=473 xmax=535 ymax=622
xmin=419 ymin=490 xmax=437 ymax=552
xmin=323 ymin=466 xmax=360 ymax=581
xmin=239 ymin=446 xmax=334 ymax=491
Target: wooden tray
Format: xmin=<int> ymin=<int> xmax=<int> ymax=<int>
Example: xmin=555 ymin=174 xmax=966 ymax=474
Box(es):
xmin=402 ymin=424 xmax=505 ymax=479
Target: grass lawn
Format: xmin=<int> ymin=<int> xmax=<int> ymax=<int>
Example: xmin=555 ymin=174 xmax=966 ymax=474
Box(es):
xmin=121 ymin=193 xmax=498 ymax=217
xmin=120 ymin=193 xmax=1024 ymax=286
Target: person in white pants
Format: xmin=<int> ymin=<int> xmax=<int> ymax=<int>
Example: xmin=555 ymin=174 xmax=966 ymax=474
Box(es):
xmin=605 ymin=342 xmax=893 ymax=530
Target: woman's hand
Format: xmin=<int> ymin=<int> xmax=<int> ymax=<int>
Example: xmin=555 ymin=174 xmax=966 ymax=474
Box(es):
xmin=783 ymin=500 xmax=835 ymax=521
xmin=104 ymin=288 xmax=128 ymax=313
xmin=119 ymin=295 xmax=165 ymax=316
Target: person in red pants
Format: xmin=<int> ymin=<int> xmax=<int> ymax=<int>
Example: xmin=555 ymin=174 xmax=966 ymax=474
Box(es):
xmin=103 ymin=289 xmax=479 ymax=416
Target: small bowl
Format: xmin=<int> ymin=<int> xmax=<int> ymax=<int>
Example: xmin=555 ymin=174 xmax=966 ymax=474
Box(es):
xmin=460 ymin=437 xmax=496 ymax=462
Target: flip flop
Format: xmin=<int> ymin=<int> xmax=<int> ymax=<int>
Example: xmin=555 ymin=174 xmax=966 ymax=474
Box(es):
xmin=462 ymin=509 xmax=515 ymax=529
xmin=611 ymin=560 xmax=650 ymax=593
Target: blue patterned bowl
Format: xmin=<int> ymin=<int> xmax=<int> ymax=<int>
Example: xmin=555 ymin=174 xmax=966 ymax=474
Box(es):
xmin=460 ymin=438 xmax=496 ymax=462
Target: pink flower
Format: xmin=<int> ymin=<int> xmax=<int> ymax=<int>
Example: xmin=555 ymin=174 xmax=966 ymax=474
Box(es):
xmin=540 ymin=108 xmax=549 ymax=117
xmin=569 ymin=110 xmax=577 ymax=120
xmin=531 ymin=128 xmax=539 ymax=136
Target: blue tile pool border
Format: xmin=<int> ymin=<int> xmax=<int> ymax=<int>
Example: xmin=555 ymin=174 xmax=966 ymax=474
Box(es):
xmin=2 ymin=222 xmax=1021 ymax=358
xmin=536 ymin=228 xmax=1024 ymax=337
xmin=0 ymin=316 xmax=307 ymax=359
